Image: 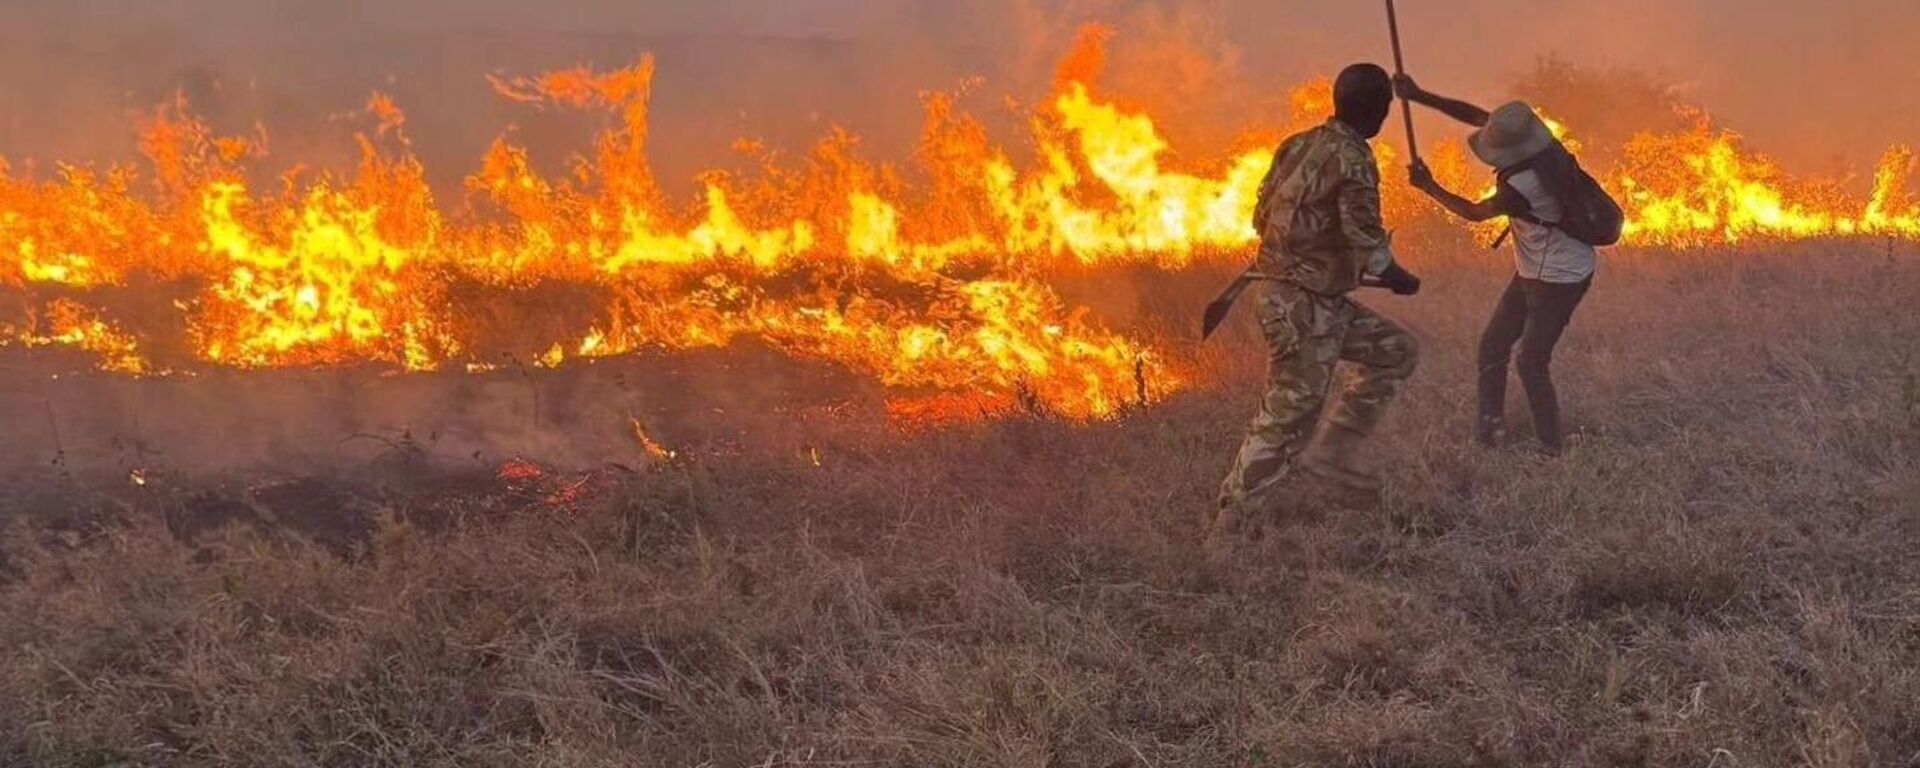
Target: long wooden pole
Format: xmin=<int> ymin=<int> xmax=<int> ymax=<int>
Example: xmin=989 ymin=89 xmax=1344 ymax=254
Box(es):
xmin=1384 ymin=0 xmax=1420 ymax=160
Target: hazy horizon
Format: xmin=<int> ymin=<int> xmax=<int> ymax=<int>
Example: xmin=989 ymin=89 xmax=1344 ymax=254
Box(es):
xmin=1 ymin=0 xmax=1912 ymax=193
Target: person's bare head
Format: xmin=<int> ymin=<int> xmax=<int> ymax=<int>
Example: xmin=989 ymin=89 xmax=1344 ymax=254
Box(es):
xmin=1334 ymin=63 xmax=1393 ymax=139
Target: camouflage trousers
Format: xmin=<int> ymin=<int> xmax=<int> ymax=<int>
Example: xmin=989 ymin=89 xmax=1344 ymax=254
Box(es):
xmin=1218 ymin=281 xmax=1419 ymax=525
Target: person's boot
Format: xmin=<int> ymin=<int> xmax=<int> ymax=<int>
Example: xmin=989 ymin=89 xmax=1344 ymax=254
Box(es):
xmin=1208 ymin=503 xmax=1256 ymax=551
xmin=1518 ymin=358 xmax=1566 ymax=456
xmin=1300 ymin=424 xmax=1383 ymax=494
xmin=1532 ymin=405 xmax=1564 ymax=456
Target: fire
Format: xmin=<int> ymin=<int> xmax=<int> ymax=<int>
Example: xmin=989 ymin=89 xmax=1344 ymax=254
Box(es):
xmin=1611 ymin=112 xmax=1920 ymax=244
xmin=0 ymin=28 xmax=1915 ymax=420
xmin=196 ymin=180 xmax=452 ymax=371
xmin=629 ymin=418 xmax=677 ymax=462
xmin=0 ymin=298 xmax=147 ymax=374
xmin=1032 ymin=82 xmax=1271 ymax=258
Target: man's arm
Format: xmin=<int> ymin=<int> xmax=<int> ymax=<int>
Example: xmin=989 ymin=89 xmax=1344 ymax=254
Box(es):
xmin=1338 ymin=152 xmax=1421 ymax=296
xmin=1394 ymin=74 xmax=1491 ymax=128
xmin=1409 ymin=160 xmax=1522 ymax=223
xmin=1251 ymin=134 xmax=1307 ymax=234
xmin=1336 ymin=157 xmax=1395 ymax=275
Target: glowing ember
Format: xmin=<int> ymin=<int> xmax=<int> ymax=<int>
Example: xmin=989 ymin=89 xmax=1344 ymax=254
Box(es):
xmin=497 ymin=459 xmax=546 ymax=483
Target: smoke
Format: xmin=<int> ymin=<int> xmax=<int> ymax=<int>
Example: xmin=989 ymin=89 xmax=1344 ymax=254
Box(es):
xmin=2 ymin=0 xmax=1912 ymax=189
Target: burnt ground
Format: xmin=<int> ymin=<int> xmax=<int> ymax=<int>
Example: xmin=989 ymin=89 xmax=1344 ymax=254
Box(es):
xmin=0 ymin=341 xmax=890 ymax=476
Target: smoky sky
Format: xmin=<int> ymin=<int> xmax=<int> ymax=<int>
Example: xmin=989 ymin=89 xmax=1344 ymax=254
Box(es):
xmin=1 ymin=0 xmax=1913 ymax=192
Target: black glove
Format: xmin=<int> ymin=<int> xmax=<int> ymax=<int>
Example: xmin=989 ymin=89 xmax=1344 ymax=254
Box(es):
xmin=1377 ymin=261 xmax=1423 ymax=296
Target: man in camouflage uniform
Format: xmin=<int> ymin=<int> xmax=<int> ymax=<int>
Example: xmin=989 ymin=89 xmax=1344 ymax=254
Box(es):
xmin=1215 ymin=64 xmax=1423 ymax=539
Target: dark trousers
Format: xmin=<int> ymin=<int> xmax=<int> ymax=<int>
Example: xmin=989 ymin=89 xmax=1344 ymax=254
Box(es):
xmin=1478 ymin=274 xmax=1591 ymax=449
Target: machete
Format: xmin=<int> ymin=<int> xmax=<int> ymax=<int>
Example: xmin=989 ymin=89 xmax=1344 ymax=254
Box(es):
xmin=1200 ymin=273 xmax=1258 ymax=340
xmin=1201 ymin=274 xmax=1391 ymax=340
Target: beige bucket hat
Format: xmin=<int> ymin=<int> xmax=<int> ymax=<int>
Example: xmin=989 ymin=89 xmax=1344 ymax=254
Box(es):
xmin=1469 ymin=101 xmax=1556 ymax=169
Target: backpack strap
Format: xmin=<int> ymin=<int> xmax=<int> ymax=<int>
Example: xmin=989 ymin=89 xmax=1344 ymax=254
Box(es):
xmin=1489 ymin=160 xmax=1548 ymax=252
xmin=1496 ymin=155 xmax=1564 ymax=229
xmin=1494 ymin=175 xmax=1549 ymax=228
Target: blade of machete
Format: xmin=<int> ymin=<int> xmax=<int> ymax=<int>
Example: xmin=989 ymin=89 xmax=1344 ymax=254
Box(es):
xmin=1201 ymin=274 xmax=1256 ymax=341
xmin=1203 ymin=275 xmax=1395 ymax=340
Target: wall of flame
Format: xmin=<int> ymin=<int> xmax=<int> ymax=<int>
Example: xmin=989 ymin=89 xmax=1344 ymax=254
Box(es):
xmin=1 ymin=28 xmax=1915 ymax=419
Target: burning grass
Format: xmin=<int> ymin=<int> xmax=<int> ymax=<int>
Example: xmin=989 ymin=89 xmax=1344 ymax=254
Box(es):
xmin=4 ymin=244 xmax=1919 ymax=766
xmin=3 ymin=29 xmax=1917 ymax=422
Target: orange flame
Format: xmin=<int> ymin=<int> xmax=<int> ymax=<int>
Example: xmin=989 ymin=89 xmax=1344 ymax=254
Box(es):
xmin=1612 ymin=111 xmax=1919 ymax=244
xmin=0 ymin=298 xmax=147 ymax=373
xmin=1 ymin=30 xmax=1915 ymax=419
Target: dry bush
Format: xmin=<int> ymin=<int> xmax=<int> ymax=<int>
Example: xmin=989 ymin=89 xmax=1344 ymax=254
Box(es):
xmin=3 ymin=242 xmax=1919 ymax=767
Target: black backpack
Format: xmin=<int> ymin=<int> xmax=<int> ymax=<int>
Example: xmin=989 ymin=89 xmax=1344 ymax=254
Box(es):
xmin=1497 ymin=144 xmax=1624 ymax=247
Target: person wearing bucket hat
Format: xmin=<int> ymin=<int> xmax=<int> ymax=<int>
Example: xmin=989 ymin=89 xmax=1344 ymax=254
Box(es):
xmin=1393 ymin=74 xmax=1599 ymax=455
xmin=1469 ymin=102 xmax=1558 ymax=170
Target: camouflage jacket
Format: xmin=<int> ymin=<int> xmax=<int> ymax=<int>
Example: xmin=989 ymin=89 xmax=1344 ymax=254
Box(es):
xmin=1252 ymin=118 xmax=1395 ymax=296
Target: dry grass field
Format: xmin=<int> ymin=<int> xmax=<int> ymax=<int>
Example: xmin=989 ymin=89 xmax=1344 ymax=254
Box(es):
xmin=4 ymin=243 xmax=1919 ymax=767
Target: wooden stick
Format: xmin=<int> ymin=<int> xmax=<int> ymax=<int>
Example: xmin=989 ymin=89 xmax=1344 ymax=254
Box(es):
xmin=1385 ymin=0 xmax=1420 ymax=160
